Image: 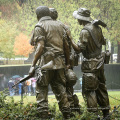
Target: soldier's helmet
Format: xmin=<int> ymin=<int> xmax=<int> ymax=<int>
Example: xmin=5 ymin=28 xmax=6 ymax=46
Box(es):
xmin=65 ymin=69 xmax=77 ymax=86
xmin=49 ymin=8 xmax=58 ymax=20
xmin=36 ymin=6 xmax=50 ymax=20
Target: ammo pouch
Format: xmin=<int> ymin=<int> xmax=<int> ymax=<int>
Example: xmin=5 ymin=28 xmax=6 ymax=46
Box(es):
xmin=103 ymin=50 xmax=111 ymax=64
xmin=81 ymin=59 xmax=98 ymax=73
xmin=65 ymin=69 xmax=77 ymax=86
xmin=82 ymin=73 xmax=99 ymax=91
xmin=70 ymin=52 xmax=79 ymax=67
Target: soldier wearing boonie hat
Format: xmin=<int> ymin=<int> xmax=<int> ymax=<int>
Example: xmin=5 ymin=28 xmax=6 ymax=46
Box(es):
xmin=71 ymin=8 xmax=110 ymax=120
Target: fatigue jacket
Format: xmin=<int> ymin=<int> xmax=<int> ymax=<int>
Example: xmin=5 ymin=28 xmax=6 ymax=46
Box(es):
xmin=77 ymin=23 xmax=106 ymax=72
xmin=32 ymin=16 xmax=67 ymax=69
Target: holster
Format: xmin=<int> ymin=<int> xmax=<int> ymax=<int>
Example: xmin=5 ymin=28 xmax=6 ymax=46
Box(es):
xmin=82 ymin=73 xmax=99 ymax=91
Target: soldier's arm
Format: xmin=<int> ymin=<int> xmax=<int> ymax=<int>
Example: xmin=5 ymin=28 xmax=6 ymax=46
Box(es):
xmin=29 ymin=26 xmax=45 ymax=76
xmin=31 ymin=41 xmax=44 ymax=67
xmin=66 ymin=30 xmax=81 ymax=53
xmin=64 ymin=38 xmax=70 ymax=68
xmin=29 ymin=32 xmax=34 ymax=46
xmin=63 ymin=25 xmax=81 ymax=53
xmin=77 ymin=29 xmax=89 ymax=51
xmin=71 ymin=39 xmax=81 ymax=53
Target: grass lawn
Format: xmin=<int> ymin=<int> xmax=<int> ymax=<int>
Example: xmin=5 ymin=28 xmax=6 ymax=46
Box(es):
xmin=11 ymin=91 xmax=120 ymax=109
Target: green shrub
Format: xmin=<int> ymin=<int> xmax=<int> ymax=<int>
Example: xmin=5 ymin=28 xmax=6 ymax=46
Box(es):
xmin=0 ymin=90 xmax=120 ymax=120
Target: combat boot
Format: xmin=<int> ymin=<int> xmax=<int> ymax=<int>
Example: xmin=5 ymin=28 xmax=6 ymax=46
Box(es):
xmin=73 ymin=94 xmax=83 ymax=114
xmin=73 ymin=105 xmax=83 ymax=115
xmin=102 ymin=110 xmax=110 ymax=120
xmin=37 ymin=111 xmax=48 ymax=120
xmin=63 ymin=112 xmax=75 ymax=120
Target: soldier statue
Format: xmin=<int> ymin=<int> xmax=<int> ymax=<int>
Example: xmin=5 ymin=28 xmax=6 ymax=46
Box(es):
xmin=49 ymin=8 xmax=82 ymax=114
xmin=70 ymin=8 xmax=110 ymax=119
xmin=29 ymin=6 xmax=74 ymax=119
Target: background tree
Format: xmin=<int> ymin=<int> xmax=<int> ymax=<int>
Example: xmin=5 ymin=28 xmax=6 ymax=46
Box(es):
xmin=0 ymin=0 xmax=119 ymax=63
xmin=14 ymin=33 xmax=33 ymax=57
xmin=0 ymin=0 xmax=21 ymax=18
xmin=0 ymin=19 xmax=18 ymax=59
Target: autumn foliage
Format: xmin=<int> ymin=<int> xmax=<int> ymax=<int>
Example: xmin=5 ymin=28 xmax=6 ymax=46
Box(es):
xmin=14 ymin=33 xmax=33 ymax=57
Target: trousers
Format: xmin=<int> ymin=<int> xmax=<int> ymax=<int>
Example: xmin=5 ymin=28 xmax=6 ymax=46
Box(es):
xmin=82 ymin=66 xmax=110 ymax=112
xmin=36 ymin=68 xmax=70 ymax=115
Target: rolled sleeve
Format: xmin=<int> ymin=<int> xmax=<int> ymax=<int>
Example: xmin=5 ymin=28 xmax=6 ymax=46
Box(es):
xmin=78 ymin=29 xmax=89 ymax=50
xmin=34 ymin=27 xmax=45 ymax=44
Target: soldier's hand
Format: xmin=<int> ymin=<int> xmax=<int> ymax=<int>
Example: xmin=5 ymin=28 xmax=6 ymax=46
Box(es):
xmin=66 ymin=64 xmax=71 ymax=69
xmin=29 ymin=66 xmax=35 ymax=76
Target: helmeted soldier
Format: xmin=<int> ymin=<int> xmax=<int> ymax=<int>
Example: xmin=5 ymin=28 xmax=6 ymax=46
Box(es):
xmin=29 ymin=6 xmax=74 ymax=119
xmin=49 ymin=8 xmax=82 ymax=114
xmin=70 ymin=8 xmax=110 ymax=119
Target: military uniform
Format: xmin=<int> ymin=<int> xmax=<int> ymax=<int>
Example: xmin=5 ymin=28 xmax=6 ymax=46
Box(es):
xmin=72 ymin=8 xmax=110 ymax=119
xmin=78 ymin=23 xmax=110 ymax=113
xmin=49 ymin=8 xmax=81 ymax=113
xmin=32 ymin=15 xmax=72 ymax=119
xmin=64 ymin=26 xmax=81 ymax=112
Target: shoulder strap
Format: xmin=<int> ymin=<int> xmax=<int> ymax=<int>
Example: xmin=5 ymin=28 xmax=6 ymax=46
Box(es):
xmin=83 ymin=26 xmax=101 ymax=48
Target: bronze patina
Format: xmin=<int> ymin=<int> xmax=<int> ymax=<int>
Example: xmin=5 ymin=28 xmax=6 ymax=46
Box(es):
xmin=29 ymin=6 xmax=74 ymax=119
xmin=49 ymin=7 xmax=82 ymax=114
xmin=71 ymin=7 xmax=110 ymax=120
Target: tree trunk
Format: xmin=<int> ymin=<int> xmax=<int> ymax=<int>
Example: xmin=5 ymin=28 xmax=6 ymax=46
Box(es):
xmin=117 ymin=41 xmax=120 ymax=63
xmin=110 ymin=42 xmax=114 ymax=63
xmin=17 ymin=0 xmax=26 ymax=6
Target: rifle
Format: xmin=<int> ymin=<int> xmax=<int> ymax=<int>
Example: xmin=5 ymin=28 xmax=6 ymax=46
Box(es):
xmin=12 ymin=66 xmax=39 ymax=88
xmin=12 ymin=61 xmax=54 ymax=88
xmin=92 ymin=19 xmax=107 ymax=27
xmin=12 ymin=74 xmax=33 ymax=88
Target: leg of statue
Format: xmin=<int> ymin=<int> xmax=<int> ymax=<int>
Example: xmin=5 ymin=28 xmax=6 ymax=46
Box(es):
xmin=73 ymin=94 xmax=82 ymax=114
xmin=82 ymin=74 xmax=98 ymax=113
xmin=50 ymin=69 xmax=74 ymax=119
xmin=96 ymin=83 xmax=110 ymax=120
xmin=96 ymin=68 xmax=110 ymax=120
xmin=84 ymin=90 xmax=98 ymax=112
xmin=65 ymin=69 xmax=81 ymax=114
xmin=66 ymin=85 xmax=74 ymax=110
xmin=66 ymin=85 xmax=81 ymax=114
xmin=36 ymin=85 xmax=48 ymax=119
xmin=36 ymin=70 xmax=50 ymax=119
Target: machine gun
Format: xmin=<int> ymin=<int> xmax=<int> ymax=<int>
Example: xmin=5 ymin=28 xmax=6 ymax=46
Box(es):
xmin=92 ymin=19 xmax=107 ymax=27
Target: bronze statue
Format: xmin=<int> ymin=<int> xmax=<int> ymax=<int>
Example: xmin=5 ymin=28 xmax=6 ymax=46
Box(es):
xmin=49 ymin=8 xmax=82 ymax=114
xmin=70 ymin=8 xmax=110 ymax=119
xmin=29 ymin=6 xmax=74 ymax=119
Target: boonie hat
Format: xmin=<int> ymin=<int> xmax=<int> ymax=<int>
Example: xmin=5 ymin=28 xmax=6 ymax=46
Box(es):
xmin=73 ymin=8 xmax=93 ymax=22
